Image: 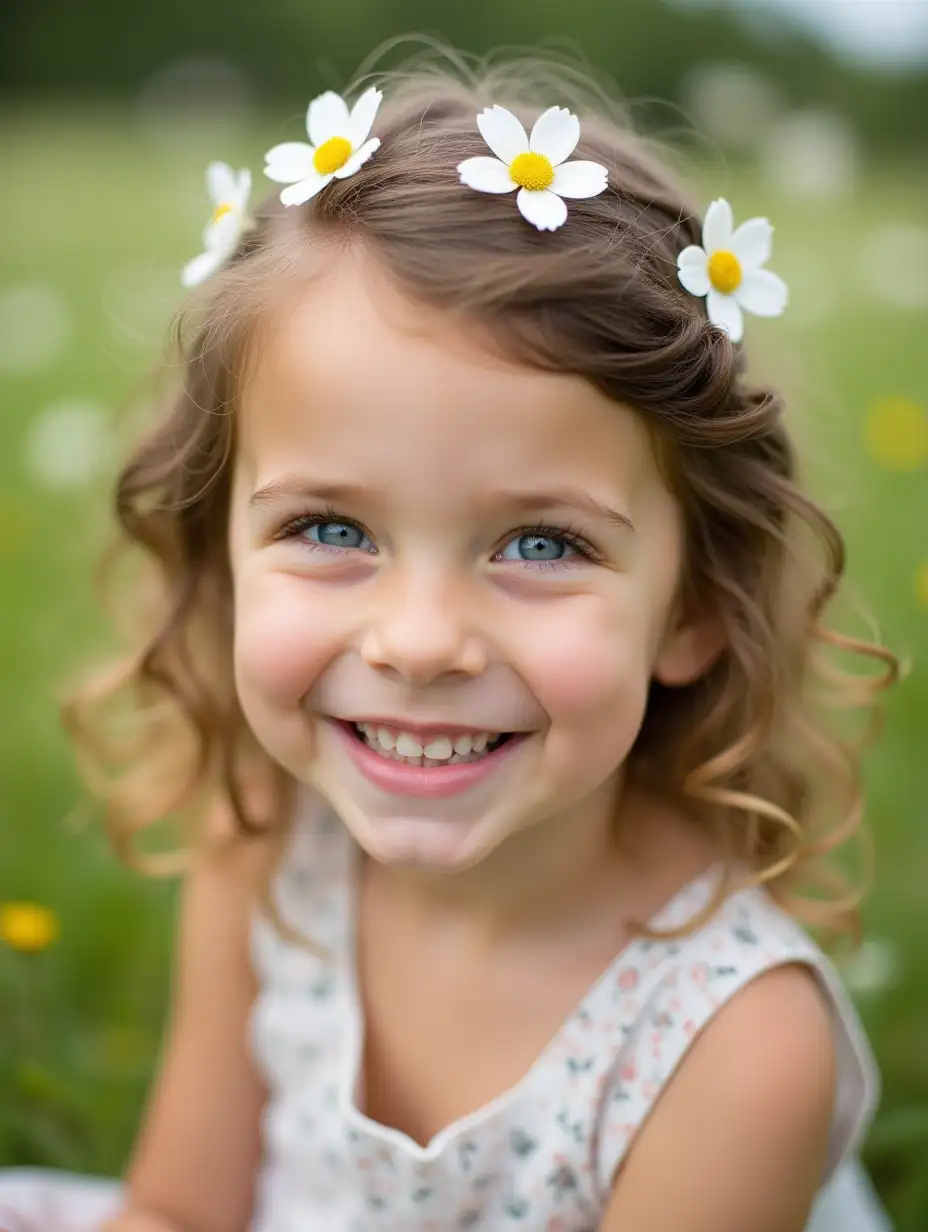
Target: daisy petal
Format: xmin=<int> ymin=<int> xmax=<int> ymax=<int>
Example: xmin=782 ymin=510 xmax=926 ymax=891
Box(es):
xmin=332 ymin=137 xmax=380 ymax=179
xmin=279 ymin=174 xmax=331 ymax=207
xmin=677 ymin=244 xmax=708 ymax=268
xmin=529 ymin=106 xmax=580 ymax=166
xmin=207 ymin=161 xmax=236 ymax=205
xmin=703 ymin=198 xmax=734 ymax=254
xmin=706 ymin=289 xmax=744 ymax=342
xmin=516 ymin=187 xmax=568 ymax=232
xmin=235 ymin=168 xmax=252 ymax=207
xmin=203 ymin=210 xmax=242 ymax=251
xmin=731 ymin=217 xmax=773 ymax=270
xmin=264 ymin=142 xmax=316 ymax=184
xmin=677 ymin=263 xmax=710 ymax=297
xmin=182 ymin=249 xmax=223 ymax=288
xmin=458 ymin=156 xmax=516 ymax=194
xmin=477 ymin=105 xmax=529 ymax=164
xmin=348 ymin=87 xmax=383 ymax=148
xmin=735 ymin=268 xmax=789 ymax=317
xmin=307 ymin=91 xmax=351 ymax=147
xmin=550 ymin=159 xmax=607 ymax=199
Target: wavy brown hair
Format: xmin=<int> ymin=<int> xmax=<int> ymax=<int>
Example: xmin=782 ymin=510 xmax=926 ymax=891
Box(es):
xmin=63 ymin=54 xmax=898 ymax=944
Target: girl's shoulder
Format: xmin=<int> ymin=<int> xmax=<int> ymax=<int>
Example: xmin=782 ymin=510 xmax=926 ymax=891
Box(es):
xmin=668 ymin=871 xmax=875 ymax=1087
xmin=589 ymin=868 xmax=878 ymax=1193
xmin=599 ymin=958 xmax=842 ymax=1230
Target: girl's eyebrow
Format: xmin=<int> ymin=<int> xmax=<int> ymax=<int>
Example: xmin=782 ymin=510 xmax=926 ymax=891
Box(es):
xmin=249 ymin=476 xmax=634 ymax=533
xmin=249 ymin=477 xmax=382 ymax=510
xmin=502 ymin=487 xmax=635 ymax=533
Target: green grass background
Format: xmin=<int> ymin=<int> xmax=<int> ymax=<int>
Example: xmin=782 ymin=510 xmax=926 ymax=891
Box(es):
xmin=0 ymin=107 xmax=926 ymax=1225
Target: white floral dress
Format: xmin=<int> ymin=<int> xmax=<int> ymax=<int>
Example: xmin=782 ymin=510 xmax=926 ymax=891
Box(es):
xmin=0 ymin=802 xmax=894 ymax=1231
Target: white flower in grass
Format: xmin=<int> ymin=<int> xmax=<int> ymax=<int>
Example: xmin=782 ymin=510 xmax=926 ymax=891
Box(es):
xmin=458 ymin=104 xmax=608 ymax=232
xmin=181 ymin=162 xmax=252 ymax=288
xmin=676 ymin=198 xmax=789 ymax=343
xmin=840 ymin=937 xmax=901 ymax=996
xmin=264 ymin=88 xmax=382 ymax=207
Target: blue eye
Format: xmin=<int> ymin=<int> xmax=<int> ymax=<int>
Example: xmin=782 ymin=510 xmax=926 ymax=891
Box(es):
xmin=278 ymin=512 xmax=597 ymax=569
xmin=277 ymin=509 xmax=376 ymax=555
xmin=499 ymin=533 xmax=577 ymax=563
xmin=305 ymin=520 xmax=371 ymax=551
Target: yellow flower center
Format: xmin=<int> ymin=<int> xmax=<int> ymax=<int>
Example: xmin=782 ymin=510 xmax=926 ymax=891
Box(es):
xmin=0 ymin=902 xmax=59 ymax=953
xmin=707 ymin=250 xmax=743 ymax=295
xmin=509 ymin=151 xmax=555 ymax=192
xmin=211 ymin=202 xmax=233 ymax=225
xmin=313 ymin=136 xmax=353 ymax=176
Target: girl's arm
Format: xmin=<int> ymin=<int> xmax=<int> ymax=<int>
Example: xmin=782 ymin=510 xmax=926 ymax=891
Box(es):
xmin=600 ymin=965 xmax=838 ymax=1232
xmin=101 ymin=800 xmax=279 ymax=1232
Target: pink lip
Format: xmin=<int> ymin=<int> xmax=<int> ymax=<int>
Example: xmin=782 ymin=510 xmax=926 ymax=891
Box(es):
xmin=330 ymin=720 xmax=529 ymax=799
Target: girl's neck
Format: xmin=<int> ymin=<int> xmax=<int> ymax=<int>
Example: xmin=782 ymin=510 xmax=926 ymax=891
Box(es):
xmin=359 ymin=775 xmax=716 ymax=949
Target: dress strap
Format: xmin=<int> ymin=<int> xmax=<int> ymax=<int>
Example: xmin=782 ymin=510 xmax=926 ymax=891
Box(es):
xmin=592 ymin=885 xmax=879 ymax=1200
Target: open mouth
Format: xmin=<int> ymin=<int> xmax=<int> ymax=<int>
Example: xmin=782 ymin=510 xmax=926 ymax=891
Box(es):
xmin=340 ymin=720 xmax=515 ymax=768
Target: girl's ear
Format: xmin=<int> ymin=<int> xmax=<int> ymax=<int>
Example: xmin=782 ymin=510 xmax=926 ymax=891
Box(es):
xmin=652 ymin=601 xmax=727 ymax=687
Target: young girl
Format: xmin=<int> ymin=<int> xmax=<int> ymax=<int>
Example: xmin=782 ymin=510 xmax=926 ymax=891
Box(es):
xmin=0 ymin=56 xmax=898 ymax=1232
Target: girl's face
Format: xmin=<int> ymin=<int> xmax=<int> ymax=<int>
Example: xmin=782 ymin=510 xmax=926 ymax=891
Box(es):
xmin=229 ymin=251 xmax=720 ymax=872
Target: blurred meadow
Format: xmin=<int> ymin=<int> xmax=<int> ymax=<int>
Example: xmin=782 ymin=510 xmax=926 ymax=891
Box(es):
xmin=1 ymin=0 xmax=927 ymax=1227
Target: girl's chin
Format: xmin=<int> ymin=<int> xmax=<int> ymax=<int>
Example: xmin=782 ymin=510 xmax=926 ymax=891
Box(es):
xmin=347 ymin=809 xmax=499 ymax=871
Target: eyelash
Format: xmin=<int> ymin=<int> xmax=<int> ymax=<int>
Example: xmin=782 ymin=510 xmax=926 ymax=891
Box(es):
xmin=274 ymin=506 xmax=601 ymax=570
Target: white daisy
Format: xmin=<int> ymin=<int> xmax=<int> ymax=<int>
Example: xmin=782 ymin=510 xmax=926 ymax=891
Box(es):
xmin=181 ymin=162 xmax=252 ymax=288
xmin=676 ymin=198 xmax=789 ymax=342
xmin=457 ymin=104 xmax=608 ymax=232
xmin=264 ymin=88 xmax=382 ymax=207
xmin=840 ymin=937 xmax=901 ymax=996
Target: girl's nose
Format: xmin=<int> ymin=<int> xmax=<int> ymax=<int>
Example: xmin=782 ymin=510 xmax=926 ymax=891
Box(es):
xmin=359 ymin=571 xmax=487 ymax=686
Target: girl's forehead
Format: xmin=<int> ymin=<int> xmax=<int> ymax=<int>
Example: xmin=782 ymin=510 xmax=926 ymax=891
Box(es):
xmin=237 ymin=254 xmax=663 ymax=507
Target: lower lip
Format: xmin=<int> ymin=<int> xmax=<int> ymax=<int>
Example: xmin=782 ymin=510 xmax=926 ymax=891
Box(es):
xmin=330 ymin=720 xmax=529 ymax=799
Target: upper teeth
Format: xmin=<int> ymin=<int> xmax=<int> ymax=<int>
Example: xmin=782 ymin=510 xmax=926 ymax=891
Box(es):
xmin=356 ymin=724 xmax=495 ymax=760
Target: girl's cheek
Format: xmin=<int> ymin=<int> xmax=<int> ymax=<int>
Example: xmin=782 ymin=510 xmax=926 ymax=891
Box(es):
xmin=543 ymin=643 xmax=649 ymax=750
xmin=233 ymin=578 xmax=336 ymax=707
xmin=518 ymin=604 xmax=654 ymax=770
xmin=519 ymin=599 xmax=651 ymax=720
xmin=531 ymin=636 xmax=623 ymax=714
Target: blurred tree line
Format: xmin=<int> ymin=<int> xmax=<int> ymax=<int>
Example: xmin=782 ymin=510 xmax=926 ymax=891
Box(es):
xmin=1 ymin=0 xmax=926 ymax=150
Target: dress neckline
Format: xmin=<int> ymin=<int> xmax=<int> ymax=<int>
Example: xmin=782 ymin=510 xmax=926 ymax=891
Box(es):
xmin=327 ymin=820 xmax=722 ymax=1158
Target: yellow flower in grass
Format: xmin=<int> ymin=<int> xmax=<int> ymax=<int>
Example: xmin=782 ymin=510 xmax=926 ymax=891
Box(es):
xmin=864 ymin=396 xmax=928 ymax=471
xmin=915 ymin=560 xmax=928 ymax=610
xmin=0 ymin=902 xmax=59 ymax=952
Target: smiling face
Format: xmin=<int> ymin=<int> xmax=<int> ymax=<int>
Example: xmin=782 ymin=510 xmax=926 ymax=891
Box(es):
xmin=228 ymin=249 xmax=719 ymax=872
